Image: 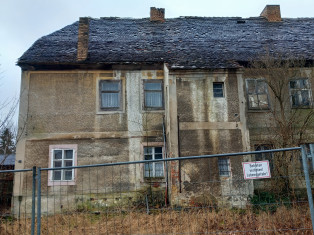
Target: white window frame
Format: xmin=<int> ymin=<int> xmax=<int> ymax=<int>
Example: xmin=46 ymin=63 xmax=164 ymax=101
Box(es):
xmin=143 ymin=145 xmax=164 ymax=178
xmin=48 ymin=144 xmax=77 ymax=186
xmin=289 ymin=79 xmax=313 ymax=108
xmin=218 ymin=158 xmax=231 ymax=177
xmin=246 ymin=79 xmax=270 ymax=110
xmin=143 ymin=79 xmax=164 ymax=110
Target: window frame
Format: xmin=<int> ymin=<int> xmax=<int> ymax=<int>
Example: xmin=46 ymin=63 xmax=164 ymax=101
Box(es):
xmin=99 ymin=80 xmax=122 ymax=111
xmin=246 ymin=79 xmax=270 ymax=110
xmin=48 ymin=144 xmax=77 ymax=186
xmin=213 ymin=82 xmax=224 ymax=98
xmin=218 ymin=158 xmax=231 ymax=177
xmin=255 ymin=144 xmax=274 ymax=172
xmin=143 ymin=146 xmax=164 ymax=178
xmin=143 ymin=79 xmax=164 ymax=110
xmin=289 ymin=78 xmax=313 ymax=108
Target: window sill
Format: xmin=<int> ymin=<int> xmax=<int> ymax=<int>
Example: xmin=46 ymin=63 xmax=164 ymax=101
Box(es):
xmin=247 ymin=109 xmax=270 ymax=113
xmin=142 ymin=109 xmax=165 ymax=113
xmin=144 ymin=177 xmax=165 ymax=182
xmin=48 ymin=180 xmax=76 ymax=186
xmin=291 ymin=106 xmax=313 ymax=109
xmin=96 ymin=110 xmax=125 ymax=115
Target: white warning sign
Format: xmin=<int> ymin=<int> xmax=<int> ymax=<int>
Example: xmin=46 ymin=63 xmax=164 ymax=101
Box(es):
xmin=242 ymin=161 xmax=271 ymax=180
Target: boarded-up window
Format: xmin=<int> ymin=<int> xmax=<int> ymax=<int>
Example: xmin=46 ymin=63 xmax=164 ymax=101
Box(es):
xmin=246 ymin=79 xmax=269 ymax=109
xmin=99 ymin=80 xmax=122 ymax=110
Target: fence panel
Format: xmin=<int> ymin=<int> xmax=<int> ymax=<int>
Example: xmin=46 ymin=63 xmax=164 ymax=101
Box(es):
xmin=1 ymin=147 xmax=314 ymax=234
xmin=0 ymin=169 xmax=34 ymax=235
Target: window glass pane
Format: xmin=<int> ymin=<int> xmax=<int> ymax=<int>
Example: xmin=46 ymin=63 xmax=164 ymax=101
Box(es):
xmin=144 ymin=83 xmax=162 ymax=90
xmin=256 ymin=81 xmax=266 ymax=94
xmin=53 ymin=170 xmax=61 ymax=180
xmin=155 ymin=154 xmax=163 ymax=160
xmin=301 ymin=90 xmax=310 ymax=105
xmin=54 ymin=150 xmax=62 ymax=160
xmin=101 ymin=93 xmax=119 ymax=108
xmin=291 ymin=91 xmax=299 ymax=106
xmin=290 ymin=80 xmax=298 ymax=89
xmin=64 ymin=170 xmax=73 ymax=180
xmin=155 ymin=163 xmax=164 ymax=177
xmin=299 ymin=79 xmax=309 ymax=89
xmin=144 ymin=163 xmax=153 ymax=177
xmin=65 ymin=150 xmax=73 ymax=159
xmin=144 ymin=147 xmax=152 ymax=154
xmin=101 ymin=81 xmax=119 ymax=91
xmin=247 ymin=80 xmax=256 ymax=94
xmin=145 ymin=154 xmax=152 ymax=160
xmin=65 ymin=160 xmax=73 ymax=167
xmin=248 ymin=95 xmax=258 ymax=108
xmin=54 ymin=161 xmax=62 ymax=168
xmin=258 ymin=94 xmax=269 ymax=108
xmin=145 ymin=92 xmax=162 ymax=107
xmin=155 ymin=147 xmax=162 ymax=154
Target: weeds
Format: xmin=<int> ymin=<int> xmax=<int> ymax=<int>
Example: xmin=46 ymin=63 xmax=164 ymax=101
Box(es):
xmin=0 ymin=205 xmax=312 ymax=234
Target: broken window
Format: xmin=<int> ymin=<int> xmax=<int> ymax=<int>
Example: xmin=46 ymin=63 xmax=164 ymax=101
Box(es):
xmin=143 ymin=80 xmax=164 ymax=110
xmin=218 ymin=158 xmax=231 ymax=176
xmin=99 ymin=80 xmax=122 ymax=110
xmin=144 ymin=146 xmax=164 ymax=177
xmin=213 ymin=82 xmax=224 ymax=98
xmin=49 ymin=145 xmax=77 ymax=185
xmin=246 ymin=79 xmax=269 ymax=109
xmin=255 ymin=144 xmax=274 ymax=172
xmin=289 ymin=79 xmax=312 ymax=108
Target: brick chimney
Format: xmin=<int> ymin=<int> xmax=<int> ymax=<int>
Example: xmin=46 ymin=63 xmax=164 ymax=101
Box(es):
xmin=260 ymin=5 xmax=281 ymax=22
xmin=77 ymin=17 xmax=90 ymax=61
xmin=150 ymin=7 xmax=165 ymax=22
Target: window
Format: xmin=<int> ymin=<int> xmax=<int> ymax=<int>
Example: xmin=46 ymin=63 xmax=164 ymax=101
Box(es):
xmin=213 ymin=82 xmax=224 ymax=98
xmin=246 ymin=79 xmax=269 ymax=109
xmin=144 ymin=146 xmax=164 ymax=177
xmin=143 ymin=80 xmax=163 ymax=110
xmin=289 ymin=79 xmax=312 ymax=108
xmin=49 ymin=145 xmax=77 ymax=186
xmin=218 ymin=158 xmax=231 ymax=176
xmin=99 ymin=80 xmax=122 ymax=110
xmin=255 ymin=145 xmax=274 ymax=171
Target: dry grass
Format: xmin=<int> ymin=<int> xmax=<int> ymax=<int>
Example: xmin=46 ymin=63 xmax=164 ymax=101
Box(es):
xmin=0 ymin=206 xmax=312 ymax=234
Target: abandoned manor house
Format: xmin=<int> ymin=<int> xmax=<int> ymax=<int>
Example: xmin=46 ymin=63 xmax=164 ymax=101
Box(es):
xmin=13 ymin=5 xmax=314 ymax=211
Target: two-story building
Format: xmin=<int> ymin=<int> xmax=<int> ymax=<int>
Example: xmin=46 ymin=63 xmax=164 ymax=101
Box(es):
xmin=14 ymin=5 xmax=314 ymax=211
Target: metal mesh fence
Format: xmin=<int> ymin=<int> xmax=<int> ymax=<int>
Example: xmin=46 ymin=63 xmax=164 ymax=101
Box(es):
xmin=1 ymin=147 xmax=314 ymax=234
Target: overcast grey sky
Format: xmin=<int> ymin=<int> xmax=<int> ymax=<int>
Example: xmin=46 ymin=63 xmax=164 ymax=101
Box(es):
xmin=0 ymin=0 xmax=313 ymax=125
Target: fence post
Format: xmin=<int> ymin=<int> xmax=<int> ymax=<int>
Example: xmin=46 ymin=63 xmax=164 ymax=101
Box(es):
xmin=301 ymin=145 xmax=314 ymax=232
xmin=31 ymin=166 xmax=37 ymax=235
xmin=37 ymin=167 xmax=42 ymax=235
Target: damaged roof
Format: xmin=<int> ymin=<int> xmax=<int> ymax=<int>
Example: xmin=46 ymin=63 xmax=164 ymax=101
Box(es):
xmin=18 ymin=17 xmax=314 ymax=69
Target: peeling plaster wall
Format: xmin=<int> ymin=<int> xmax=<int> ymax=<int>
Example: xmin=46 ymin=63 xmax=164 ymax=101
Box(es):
xmin=174 ymin=71 xmax=251 ymax=206
xmin=243 ymin=67 xmax=314 ymax=147
xmin=14 ymin=69 xmax=165 ymax=214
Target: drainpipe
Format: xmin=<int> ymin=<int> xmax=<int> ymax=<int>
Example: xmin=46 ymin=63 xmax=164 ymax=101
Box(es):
xmin=177 ymin=115 xmax=182 ymax=193
xmin=162 ymin=116 xmax=169 ymax=205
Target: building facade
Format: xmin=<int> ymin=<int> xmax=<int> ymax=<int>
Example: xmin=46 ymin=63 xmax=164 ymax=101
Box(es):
xmin=14 ymin=5 xmax=314 ymax=212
